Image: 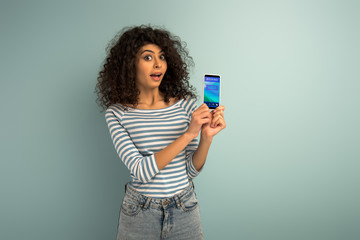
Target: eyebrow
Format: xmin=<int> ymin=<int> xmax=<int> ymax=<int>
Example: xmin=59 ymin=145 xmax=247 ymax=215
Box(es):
xmin=140 ymin=49 xmax=164 ymax=55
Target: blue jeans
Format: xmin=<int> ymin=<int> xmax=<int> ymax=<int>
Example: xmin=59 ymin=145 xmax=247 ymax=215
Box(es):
xmin=117 ymin=181 xmax=204 ymax=240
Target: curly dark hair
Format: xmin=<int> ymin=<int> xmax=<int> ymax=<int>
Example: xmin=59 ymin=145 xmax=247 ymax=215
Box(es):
xmin=95 ymin=25 xmax=197 ymax=111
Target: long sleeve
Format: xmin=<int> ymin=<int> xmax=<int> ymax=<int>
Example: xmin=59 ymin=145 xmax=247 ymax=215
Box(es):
xmin=182 ymin=98 xmax=201 ymax=178
xmin=104 ymin=98 xmax=201 ymax=198
xmin=105 ymin=108 xmax=160 ymax=183
xmin=185 ymin=138 xmax=200 ymax=178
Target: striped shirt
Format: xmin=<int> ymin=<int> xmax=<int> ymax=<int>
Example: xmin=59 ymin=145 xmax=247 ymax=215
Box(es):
xmin=105 ymin=97 xmax=200 ymax=198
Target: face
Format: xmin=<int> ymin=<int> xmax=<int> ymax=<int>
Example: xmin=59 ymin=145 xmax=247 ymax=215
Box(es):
xmin=135 ymin=44 xmax=167 ymax=91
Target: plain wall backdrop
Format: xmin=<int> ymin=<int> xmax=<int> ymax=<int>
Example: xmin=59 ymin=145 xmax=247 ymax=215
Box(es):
xmin=1 ymin=0 xmax=359 ymax=239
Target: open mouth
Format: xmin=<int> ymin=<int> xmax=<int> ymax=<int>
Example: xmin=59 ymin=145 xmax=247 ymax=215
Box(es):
xmin=150 ymin=73 xmax=162 ymax=81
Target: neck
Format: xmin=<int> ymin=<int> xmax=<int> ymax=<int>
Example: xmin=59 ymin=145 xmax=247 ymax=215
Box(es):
xmin=137 ymin=88 xmax=164 ymax=107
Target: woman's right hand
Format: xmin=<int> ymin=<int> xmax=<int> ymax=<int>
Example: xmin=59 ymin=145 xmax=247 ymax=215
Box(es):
xmin=186 ymin=104 xmax=211 ymax=139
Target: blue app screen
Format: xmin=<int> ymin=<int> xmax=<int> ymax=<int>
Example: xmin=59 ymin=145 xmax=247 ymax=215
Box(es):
xmin=204 ymin=75 xmax=220 ymax=108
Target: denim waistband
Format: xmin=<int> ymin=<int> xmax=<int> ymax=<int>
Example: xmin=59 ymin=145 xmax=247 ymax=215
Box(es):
xmin=124 ymin=181 xmax=195 ymax=210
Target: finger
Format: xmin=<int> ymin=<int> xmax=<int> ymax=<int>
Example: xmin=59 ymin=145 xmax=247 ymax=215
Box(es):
xmin=198 ymin=103 xmax=209 ymax=110
xmin=192 ymin=108 xmax=210 ymax=120
xmin=198 ymin=109 xmax=211 ymax=117
xmin=199 ymin=104 xmax=210 ymax=113
xmin=211 ymin=115 xmax=221 ymax=127
xmin=194 ymin=109 xmax=211 ymax=119
xmin=213 ymin=116 xmax=226 ymax=128
xmin=193 ymin=113 xmax=211 ymax=124
xmin=212 ymin=108 xmax=225 ymax=117
xmin=212 ymin=110 xmax=224 ymax=119
xmin=194 ymin=104 xmax=210 ymax=115
xmin=199 ymin=118 xmax=211 ymax=126
xmin=213 ymin=105 xmax=225 ymax=112
xmin=218 ymin=118 xmax=226 ymax=129
xmin=211 ymin=112 xmax=225 ymax=126
xmin=213 ymin=121 xmax=225 ymax=131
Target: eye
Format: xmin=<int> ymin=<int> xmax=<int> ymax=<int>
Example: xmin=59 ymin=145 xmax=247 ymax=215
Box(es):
xmin=143 ymin=55 xmax=152 ymax=61
xmin=159 ymin=54 xmax=166 ymax=61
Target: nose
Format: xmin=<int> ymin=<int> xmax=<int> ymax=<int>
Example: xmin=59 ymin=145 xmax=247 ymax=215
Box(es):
xmin=154 ymin=57 xmax=162 ymax=69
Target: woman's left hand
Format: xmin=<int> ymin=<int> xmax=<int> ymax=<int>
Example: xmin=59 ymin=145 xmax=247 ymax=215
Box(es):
xmin=201 ymin=105 xmax=226 ymax=140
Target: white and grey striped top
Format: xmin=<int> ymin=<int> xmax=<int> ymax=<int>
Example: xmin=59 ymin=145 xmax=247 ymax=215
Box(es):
xmin=105 ymin=97 xmax=200 ymax=198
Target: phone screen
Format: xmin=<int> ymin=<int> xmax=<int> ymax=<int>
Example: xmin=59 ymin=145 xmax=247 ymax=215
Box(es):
xmin=204 ymin=74 xmax=220 ymax=109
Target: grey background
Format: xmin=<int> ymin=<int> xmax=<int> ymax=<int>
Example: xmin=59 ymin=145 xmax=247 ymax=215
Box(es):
xmin=1 ymin=0 xmax=359 ymax=239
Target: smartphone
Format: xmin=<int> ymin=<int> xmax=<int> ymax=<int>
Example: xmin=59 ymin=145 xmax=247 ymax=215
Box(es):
xmin=203 ymin=74 xmax=221 ymax=109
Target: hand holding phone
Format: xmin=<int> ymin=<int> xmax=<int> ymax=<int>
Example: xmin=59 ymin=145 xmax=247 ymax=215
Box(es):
xmin=203 ymin=74 xmax=221 ymax=109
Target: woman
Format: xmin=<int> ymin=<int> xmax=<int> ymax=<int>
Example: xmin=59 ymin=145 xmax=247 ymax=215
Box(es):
xmin=95 ymin=25 xmax=226 ymax=240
